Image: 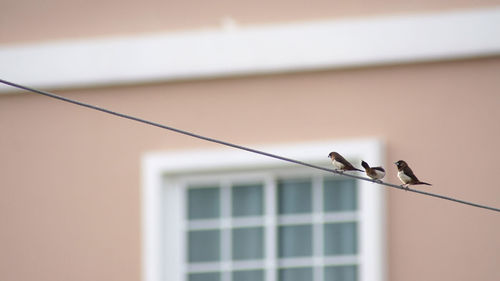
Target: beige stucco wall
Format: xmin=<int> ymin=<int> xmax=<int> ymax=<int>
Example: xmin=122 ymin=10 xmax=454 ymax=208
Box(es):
xmin=1 ymin=57 xmax=500 ymax=281
xmin=2 ymin=0 xmax=500 ymax=280
xmin=2 ymin=0 xmax=500 ymax=43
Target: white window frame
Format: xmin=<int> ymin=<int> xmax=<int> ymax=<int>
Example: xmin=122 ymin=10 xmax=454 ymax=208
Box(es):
xmin=142 ymin=138 xmax=386 ymax=281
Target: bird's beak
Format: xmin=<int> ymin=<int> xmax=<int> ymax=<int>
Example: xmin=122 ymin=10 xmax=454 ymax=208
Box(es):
xmin=394 ymin=162 xmax=397 ymax=165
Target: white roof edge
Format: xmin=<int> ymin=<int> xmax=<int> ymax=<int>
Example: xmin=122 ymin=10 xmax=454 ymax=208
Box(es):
xmin=1 ymin=6 xmax=500 ymax=93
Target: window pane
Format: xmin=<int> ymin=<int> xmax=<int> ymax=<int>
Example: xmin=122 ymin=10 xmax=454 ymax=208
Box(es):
xmin=324 ymin=222 xmax=357 ymax=255
xmin=323 ymin=179 xmax=357 ymax=212
xmin=188 ymin=230 xmax=220 ymax=262
xmin=324 ymin=265 xmax=357 ymax=281
xmin=233 ymin=269 xmax=265 ymax=281
xmin=278 ymin=225 xmax=312 ymax=257
xmin=232 ymin=183 xmax=264 ymax=217
xmin=278 ymin=178 xmax=312 ymax=214
xmin=189 ymin=272 xmax=220 ymax=281
xmin=188 ymin=187 xmax=220 ymax=220
xmin=232 ymin=227 xmax=264 ymax=260
xmin=279 ymin=267 xmax=313 ymax=281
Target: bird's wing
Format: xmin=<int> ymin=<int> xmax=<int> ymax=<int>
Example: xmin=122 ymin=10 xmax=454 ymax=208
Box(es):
xmin=335 ymin=153 xmax=352 ymax=167
xmin=403 ymin=166 xmax=419 ymax=181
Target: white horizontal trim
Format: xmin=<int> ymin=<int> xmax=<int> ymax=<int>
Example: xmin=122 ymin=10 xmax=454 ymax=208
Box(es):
xmin=277 ymin=255 xmax=359 ymax=267
xmin=143 ymin=138 xmax=381 ymax=174
xmin=187 ymin=217 xmax=266 ymax=230
xmin=188 ymin=260 xmax=267 ymax=272
xmin=2 ymin=7 xmax=500 ymax=93
xmin=276 ymin=212 xmax=358 ymax=225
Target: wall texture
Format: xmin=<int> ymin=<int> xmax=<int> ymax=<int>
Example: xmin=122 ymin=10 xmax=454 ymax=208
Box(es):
xmin=1 ymin=57 xmax=500 ymax=281
xmin=2 ymin=0 xmax=500 ymax=43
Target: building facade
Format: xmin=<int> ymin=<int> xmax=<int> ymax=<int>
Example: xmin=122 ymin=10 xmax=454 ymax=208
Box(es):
xmin=1 ymin=1 xmax=500 ymax=281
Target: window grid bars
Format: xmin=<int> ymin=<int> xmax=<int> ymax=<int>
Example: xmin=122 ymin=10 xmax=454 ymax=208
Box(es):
xmin=187 ymin=213 xmax=358 ymax=230
xmin=184 ymin=175 xmax=359 ymax=281
xmin=220 ymin=180 xmax=232 ymax=281
xmin=187 ymin=255 xmax=359 ymax=273
xmin=265 ymin=176 xmax=277 ymax=281
xmin=313 ymin=175 xmax=325 ymax=281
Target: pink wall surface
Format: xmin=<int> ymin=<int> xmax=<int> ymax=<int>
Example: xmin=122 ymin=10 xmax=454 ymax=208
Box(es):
xmin=1 ymin=57 xmax=500 ymax=281
xmin=2 ymin=0 xmax=500 ymax=43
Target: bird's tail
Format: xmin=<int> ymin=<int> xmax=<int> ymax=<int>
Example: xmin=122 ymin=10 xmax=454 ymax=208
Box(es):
xmin=361 ymin=160 xmax=370 ymax=170
xmin=416 ymin=181 xmax=432 ymax=186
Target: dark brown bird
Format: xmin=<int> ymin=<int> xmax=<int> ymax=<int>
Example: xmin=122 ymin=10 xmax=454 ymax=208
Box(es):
xmin=361 ymin=160 xmax=386 ymax=181
xmin=394 ymin=160 xmax=431 ymax=188
xmin=328 ymin=152 xmax=362 ymax=172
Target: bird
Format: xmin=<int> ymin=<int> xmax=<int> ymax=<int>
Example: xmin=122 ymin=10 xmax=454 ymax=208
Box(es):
xmin=328 ymin=152 xmax=362 ymax=172
xmin=361 ymin=160 xmax=386 ymax=181
xmin=394 ymin=160 xmax=431 ymax=188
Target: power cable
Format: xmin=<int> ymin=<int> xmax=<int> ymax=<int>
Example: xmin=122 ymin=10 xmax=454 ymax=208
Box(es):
xmin=1 ymin=78 xmax=499 ymax=213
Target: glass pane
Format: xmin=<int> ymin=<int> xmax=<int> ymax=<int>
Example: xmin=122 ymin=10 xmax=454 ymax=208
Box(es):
xmin=188 ymin=230 xmax=220 ymax=262
xmin=188 ymin=187 xmax=220 ymax=220
xmin=189 ymin=272 xmax=220 ymax=281
xmin=323 ymin=179 xmax=357 ymax=212
xmin=278 ymin=178 xmax=312 ymax=214
xmin=232 ymin=183 xmax=264 ymax=217
xmin=278 ymin=225 xmax=312 ymax=257
xmin=279 ymin=267 xmax=313 ymax=281
xmin=324 ymin=265 xmax=357 ymax=281
xmin=324 ymin=222 xmax=357 ymax=255
xmin=232 ymin=227 xmax=264 ymax=260
xmin=233 ymin=269 xmax=265 ymax=281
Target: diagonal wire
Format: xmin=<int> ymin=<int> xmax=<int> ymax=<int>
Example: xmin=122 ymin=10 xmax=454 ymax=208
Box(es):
xmin=1 ymin=78 xmax=499 ymax=213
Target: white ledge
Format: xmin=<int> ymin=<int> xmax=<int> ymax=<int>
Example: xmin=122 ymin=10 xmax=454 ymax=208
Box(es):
xmin=1 ymin=6 xmax=500 ymax=92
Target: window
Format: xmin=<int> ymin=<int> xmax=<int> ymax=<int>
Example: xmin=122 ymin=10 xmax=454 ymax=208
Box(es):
xmin=142 ymin=139 xmax=386 ymax=281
